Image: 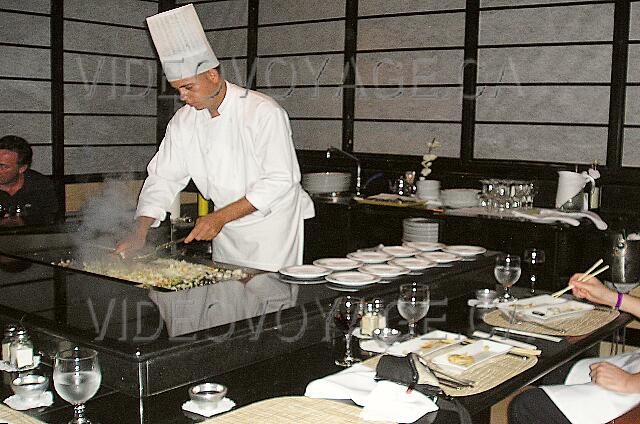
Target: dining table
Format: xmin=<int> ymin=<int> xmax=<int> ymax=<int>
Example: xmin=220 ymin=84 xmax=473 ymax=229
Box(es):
xmin=0 ymin=225 xmax=633 ymax=423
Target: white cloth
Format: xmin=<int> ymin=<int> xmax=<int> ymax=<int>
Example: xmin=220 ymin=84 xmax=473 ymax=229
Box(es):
xmin=181 ymin=397 xmax=235 ymax=417
xmin=542 ymin=351 xmax=640 ymax=424
xmin=146 ymin=4 xmax=219 ymax=81
xmin=136 ymin=81 xmax=315 ymax=271
xmin=304 ymin=363 xmax=438 ymax=423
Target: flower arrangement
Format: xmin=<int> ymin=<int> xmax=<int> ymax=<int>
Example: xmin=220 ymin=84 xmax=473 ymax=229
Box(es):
xmin=420 ymin=137 xmax=441 ymax=178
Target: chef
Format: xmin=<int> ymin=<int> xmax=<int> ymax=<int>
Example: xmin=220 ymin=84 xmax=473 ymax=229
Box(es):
xmin=115 ymin=4 xmax=314 ymax=271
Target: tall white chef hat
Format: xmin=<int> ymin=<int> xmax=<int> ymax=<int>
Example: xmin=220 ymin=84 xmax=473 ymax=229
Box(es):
xmin=146 ymin=4 xmax=219 ymax=82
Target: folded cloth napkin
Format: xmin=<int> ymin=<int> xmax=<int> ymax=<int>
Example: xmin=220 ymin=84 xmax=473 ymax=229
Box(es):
xmin=0 ymin=356 xmax=41 ymax=372
xmin=3 ymin=391 xmax=54 ymax=411
xmin=181 ymin=398 xmax=235 ymax=418
xmin=538 ymin=209 xmax=607 ymax=230
xmin=359 ymin=380 xmax=438 ymax=423
xmin=305 ymin=363 xmax=377 ymax=406
xmin=511 ymin=210 xmax=581 ymax=227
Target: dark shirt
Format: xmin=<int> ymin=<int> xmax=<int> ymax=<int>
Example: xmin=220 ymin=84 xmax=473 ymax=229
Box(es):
xmin=0 ymin=169 xmax=58 ymax=225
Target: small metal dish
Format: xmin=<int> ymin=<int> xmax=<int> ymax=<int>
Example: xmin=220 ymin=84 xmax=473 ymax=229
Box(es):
xmin=189 ymin=383 xmax=227 ymax=410
xmin=372 ymin=327 xmax=402 ymax=347
xmin=11 ymin=375 xmax=49 ymax=400
xmin=475 ymin=289 xmax=498 ymax=305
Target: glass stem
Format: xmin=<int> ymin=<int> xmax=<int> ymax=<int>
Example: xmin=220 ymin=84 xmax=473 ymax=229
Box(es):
xmin=408 ymin=321 xmax=416 ymax=336
xmin=344 ymin=333 xmax=353 ymax=359
xmin=73 ymin=403 xmax=87 ymax=423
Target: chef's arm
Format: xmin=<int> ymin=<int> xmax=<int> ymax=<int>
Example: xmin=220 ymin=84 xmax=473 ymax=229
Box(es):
xmin=184 ymin=197 xmax=257 ymax=243
xmin=114 ymin=216 xmax=156 ymax=256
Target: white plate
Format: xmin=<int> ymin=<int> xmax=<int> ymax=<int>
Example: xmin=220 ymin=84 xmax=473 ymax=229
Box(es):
xmin=403 ymin=242 xmax=446 ymax=252
xmin=346 ymin=251 xmax=394 ymax=263
xmin=432 ymin=339 xmax=511 ymax=372
xmin=443 ymin=245 xmax=486 ymax=257
xmin=359 ymin=264 xmax=411 ymax=277
xmin=380 ymin=246 xmax=419 ymax=257
xmin=313 ymin=258 xmax=361 ymax=271
xmin=325 ymin=271 xmax=382 ymax=286
xmin=325 ymin=284 xmax=362 ymax=292
xmin=387 ymin=330 xmax=467 ymax=356
xmin=278 ymin=275 xmax=327 ymax=285
xmin=279 ymin=265 xmax=331 ymax=279
xmin=418 ymin=251 xmax=461 ymax=263
xmin=496 ymin=294 xmax=567 ymax=314
xmin=389 ymin=257 xmax=437 ymax=271
xmin=514 ymin=299 xmax=594 ymax=322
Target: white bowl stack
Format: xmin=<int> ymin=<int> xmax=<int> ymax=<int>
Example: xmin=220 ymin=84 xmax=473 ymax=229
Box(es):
xmin=440 ymin=189 xmax=480 ymax=208
xmin=402 ymin=218 xmax=439 ymax=243
xmin=302 ymin=172 xmax=351 ymax=194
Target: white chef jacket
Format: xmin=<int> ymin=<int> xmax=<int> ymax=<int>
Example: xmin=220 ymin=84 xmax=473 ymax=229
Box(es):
xmin=136 ymin=81 xmax=315 ymax=271
xmin=542 ymin=351 xmax=640 ymax=424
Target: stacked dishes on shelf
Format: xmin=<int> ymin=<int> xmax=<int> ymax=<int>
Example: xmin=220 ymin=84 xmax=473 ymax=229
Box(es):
xmin=402 ymin=218 xmax=440 ymax=243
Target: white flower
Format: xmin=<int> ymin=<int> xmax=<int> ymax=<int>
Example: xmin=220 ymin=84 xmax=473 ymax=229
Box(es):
xmin=420 ymin=138 xmax=440 ymax=178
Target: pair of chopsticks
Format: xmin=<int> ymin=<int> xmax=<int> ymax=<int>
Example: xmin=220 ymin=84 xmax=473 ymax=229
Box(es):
xmin=551 ymin=259 xmax=610 ymax=298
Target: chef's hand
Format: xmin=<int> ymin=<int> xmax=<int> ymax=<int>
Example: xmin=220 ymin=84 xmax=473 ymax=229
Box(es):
xmin=184 ymin=212 xmax=225 ymax=242
xmin=570 ymin=273 xmax=617 ymax=307
xmin=590 ymin=362 xmax=640 ymax=393
xmin=114 ymin=233 xmax=146 ymax=258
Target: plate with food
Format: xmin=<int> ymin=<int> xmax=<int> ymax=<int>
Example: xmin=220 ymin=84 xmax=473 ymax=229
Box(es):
xmin=443 ymin=245 xmax=487 ymax=257
xmin=386 ymin=330 xmax=467 ymax=356
xmin=389 ymin=257 xmax=437 ymax=271
xmin=346 ymin=251 xmax=394 ymax=263
xmin=418 ymin=251 xmax=461 ymax=263
xmin=313 ymin=257 xmax=361 ymax=271
xmin=279 ymin=265 xmax=331 ymax=279
xmin=359 ymin=264 xmax=411 ymax=278
xmin=402 ymin=242 xmax=445 ymax=252
xmin=517 ymin=300 xmax=594 ymax=322
xmin=496 ymin=294 xmax=567 ymax=314
xmin=325 ymin=271 xmax=382 ymax=286
xmin=431 ymin=339 xmax=511 ymax=372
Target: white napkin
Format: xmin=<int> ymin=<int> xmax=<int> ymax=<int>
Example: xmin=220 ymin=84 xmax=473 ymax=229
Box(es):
xmin=181 ymin=398 xmax=235 ymax=417
xmin=555 ymin=171 xmax=593 ymax=208
xmin=304 ymin=363 xmax=377 ymax=406
xmin=511 ymin=210 xmax=581 ymax=227
xmin=472 ymin=331 xmax=538 ymax=350
xmin=493 ymin=327 xmax=563 ymax=342
xmin=539 ymin=209 xmax=607 ymax=230
xmin=359 ymin=380 xmax=438 ymax=423
xmin=3 ymin=391 xmax=53 ymax=410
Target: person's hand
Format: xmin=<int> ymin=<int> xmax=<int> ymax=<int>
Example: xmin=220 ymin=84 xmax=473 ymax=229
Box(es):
xmin=114 ymin=233 xmax=146 ymax=258
xmin=590 ymin=362 xmax=640 ymax=393
xmin=184 ymin=212 xmax=225 ymax=242
xmin=570 ymin=273 xmax=617 ymax=307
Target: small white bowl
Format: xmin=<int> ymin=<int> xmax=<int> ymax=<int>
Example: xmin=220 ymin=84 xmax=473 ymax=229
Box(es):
xmin=11 ymin=375 xmax=49 ymax=401
xmin=189 ymin=383 xmax=227 ymax=410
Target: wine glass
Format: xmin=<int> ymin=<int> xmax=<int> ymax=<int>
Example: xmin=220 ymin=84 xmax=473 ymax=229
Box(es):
xmin=495 ymin=254 xmax=521 ymax=302
xmin=54 ymin=347 xmax=102 ymax=424
xmin=524 ymin=248 xmax=545 ymax=294
xmin=397 ymin=283 xmax=430 ymax=337
xmin=332 ymin=296 xmax=363 ymax=367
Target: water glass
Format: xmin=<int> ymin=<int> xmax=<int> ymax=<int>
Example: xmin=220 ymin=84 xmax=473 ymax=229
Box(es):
xmin=54 ymin=347 xmax=102 ymax=424
xmin=494 ymin=254 xmax=521 ymax=302
xmin=397 ymin=283 xmax=430 ymax=337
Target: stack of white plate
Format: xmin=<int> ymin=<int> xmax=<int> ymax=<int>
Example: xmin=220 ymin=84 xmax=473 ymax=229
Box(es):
xmin=302 ymin=172 xmax=351 ymax=194
xmin=402 ymin=217 xmax=439 ymax=243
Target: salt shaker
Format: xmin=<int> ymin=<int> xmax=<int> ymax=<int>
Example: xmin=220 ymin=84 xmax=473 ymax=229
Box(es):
xmin=360 ymin=299 xmax=386 ymax=336
xmin=9 ymin=328 xmax=33 ymax=369
xmin=2 ymin=324 xmax=18 ymax=363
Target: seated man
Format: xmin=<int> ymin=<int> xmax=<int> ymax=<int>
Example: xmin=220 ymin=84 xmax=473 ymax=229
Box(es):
xmin=508 ymin=275 xmax=640 ymax=424
xmin=0 ymin=135 xmax=58 ymax=226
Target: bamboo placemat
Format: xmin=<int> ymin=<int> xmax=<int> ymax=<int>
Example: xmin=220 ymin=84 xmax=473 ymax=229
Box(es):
xmin=363 ymin=348 xmax=537 ymax=397
xmin=0 ymin=404 xmax=46 ymax=424
xmin=482 ymin=308 xmax=619 ymax=336
xmin=203 ymin=396 xmax=393 ymax=424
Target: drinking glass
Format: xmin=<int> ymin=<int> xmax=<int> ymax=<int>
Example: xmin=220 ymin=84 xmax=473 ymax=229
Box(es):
xmin=397 ymin=283 xmax=430 ymax=337
xmin=494 ymin=254 xmax=521 ymax=302
xmin=54 ymin=347 xmax=102 ymax=424
xmin=332 ymin=296 xmax=363 ymax=367
xmin=524 ymin=249 xmax=545 ymax=294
